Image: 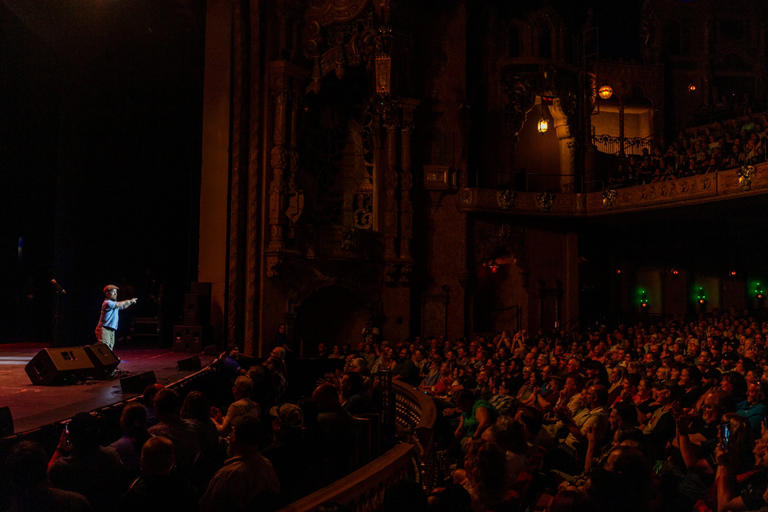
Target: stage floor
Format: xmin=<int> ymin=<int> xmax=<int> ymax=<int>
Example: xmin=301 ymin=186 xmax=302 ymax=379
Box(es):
xmin=0 ymin=343 xmax=216 ymax=434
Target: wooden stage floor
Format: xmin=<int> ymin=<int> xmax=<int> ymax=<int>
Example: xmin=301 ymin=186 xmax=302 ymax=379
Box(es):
xmin=0 ymin=343 xmax=216 ymax=434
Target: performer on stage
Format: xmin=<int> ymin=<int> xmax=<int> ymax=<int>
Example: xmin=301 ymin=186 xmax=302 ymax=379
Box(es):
xmin=95 ymin=284 xmax=137 ymax=352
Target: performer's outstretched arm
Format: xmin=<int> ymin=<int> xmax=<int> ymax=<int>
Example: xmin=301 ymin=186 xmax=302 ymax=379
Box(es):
xmin=116 ymin=298 xmax=138 ymax=310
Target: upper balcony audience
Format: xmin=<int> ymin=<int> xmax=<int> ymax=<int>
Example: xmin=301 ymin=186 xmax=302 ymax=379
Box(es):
xmin=606 ymin=112 xmax=768 ymax=189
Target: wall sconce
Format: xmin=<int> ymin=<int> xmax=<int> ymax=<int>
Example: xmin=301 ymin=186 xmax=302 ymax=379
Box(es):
xmin=598 ymin=85 xmax=613 ymax=100
xmin=688 ymin=83 xmax=696 ymax=92
xmin=537 ymin=118 xmax=549 ymax=133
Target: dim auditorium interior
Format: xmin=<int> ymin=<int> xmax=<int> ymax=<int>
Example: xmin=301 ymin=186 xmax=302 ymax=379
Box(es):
xmin=5 ymin=1 xmax=768 ymax=511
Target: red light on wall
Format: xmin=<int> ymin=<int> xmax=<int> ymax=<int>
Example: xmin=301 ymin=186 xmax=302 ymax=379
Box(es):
xmin=616 ymin=269 xmax=623 ymax=275
xmin=730 ymin=271 xmax=737 ymax=277
xmin=671 ymin=269 xmax=679 ymax=276
xmin=688 ymin=83 xmax=696 ymax=92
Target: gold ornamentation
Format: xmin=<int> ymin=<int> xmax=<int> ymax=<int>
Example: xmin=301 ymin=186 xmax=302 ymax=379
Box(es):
xmin=601 ymin=189 xmax=617 ymax=209
xmin=738 ymin=165 xmax=756 ymax=191
xmin=460 ymin=188 xmax=475 ymax=207
xmin=496 ymin=188 xmax=516 ymax=209
xmin=535 ymin=192 xmax=554 ymax=211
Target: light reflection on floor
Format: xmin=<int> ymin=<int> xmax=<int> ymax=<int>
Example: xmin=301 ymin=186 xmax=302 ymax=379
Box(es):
xmin=0 ymin=343 xmax=214 ymax=434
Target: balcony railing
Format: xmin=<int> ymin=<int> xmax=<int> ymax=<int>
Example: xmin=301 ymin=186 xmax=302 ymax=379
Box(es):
xmin=278 ymin=380 xmax=437 ymax=512
xmin=458 ymin=162 xmax=768 ymax=216
xmin=592 ymin=134 xmax=653 ymax=156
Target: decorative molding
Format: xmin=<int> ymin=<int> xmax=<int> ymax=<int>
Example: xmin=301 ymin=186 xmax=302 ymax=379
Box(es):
xmin=496 ymin=188 xmax=517 ymax=209
xmin=455 ymin=164 xmax=768 ymax=216
xmin=460 ymin=188 xmax=476 ymax=208
xmin=738 ymin=165 xmax=756 ymax=191
xmin=535 ymin=192 xmax=554 ymax=211
xmin=424 ymin=165 xmax=454 ymax=191
xmin=305 ymin=0 xmax=370 ymax=28
xmin=601 ymin=189 xmax=617 ymax=209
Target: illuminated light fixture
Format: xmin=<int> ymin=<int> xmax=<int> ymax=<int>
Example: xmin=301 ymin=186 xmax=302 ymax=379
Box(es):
xmin=730 ymin=270 xmax=737 ymax=277
xmin=696 ymin=286 xmax=707 ymax=305
xmin=754 ymin=282 xmax=765 ymax=300
xmin=688 ymin=83 xmax=696 ymax=92
xmin=671 ymin=269 xmax=679 ymax=276
xmin=616 ymin=268 xmax=623 ymax=275
xmin=537 ymin=118 xmax=549 ymax=133
xmin=638 ymin=289 xmax=649 ymax=309
xmin=598 ymin=85 xmax=613 ymax=100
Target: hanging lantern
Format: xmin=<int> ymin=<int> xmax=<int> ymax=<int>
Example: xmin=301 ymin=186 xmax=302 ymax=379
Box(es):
xmin=598 ymin=85 xmax=613 ymax=100
xmin=537 ymin=118 xmax=549 ymax=133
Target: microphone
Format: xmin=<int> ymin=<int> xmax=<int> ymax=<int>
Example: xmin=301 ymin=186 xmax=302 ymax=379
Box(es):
xmin=50 ymin=279 xmax=67 ymax=295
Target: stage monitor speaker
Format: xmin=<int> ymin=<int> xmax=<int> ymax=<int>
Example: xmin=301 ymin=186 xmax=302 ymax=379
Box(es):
xmin=83 ymin=344 xmax=120 ymax=379
xmin=173 ymin=324 xmax=206 ymax=352
xmin=120 ymin=371 xmax=157 ymax=394
xmin=25 ymin=347 xmax=95 ymax=385
xmin=0 ymin=406 xmax=13 ymax=437
xmin=177 ymin=355 xmax=201 ymax=371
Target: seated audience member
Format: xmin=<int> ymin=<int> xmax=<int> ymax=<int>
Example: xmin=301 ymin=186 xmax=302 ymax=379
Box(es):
xmin=200 ymin=415 xmax=279 ymax=512
xmin=459 ymin=440 xmax=513 ymax=511
xmin=48 ymin=412 xmax=127 ymax=512
xmin=716 ymin=425 xmax=768 ymax=512
xmin=181 ymin=390 xmax=225 ymax=487
xmin=6 ymin=440 xmax=91 ymax=512
xmin=737 ymin=381 xmax=768 ymax=433
xmin=211 ymin=375 xmax=260 ymax=436
xmin=340 ymin=372 xmax=375 ymax=414
xmin=453 ymin=388 xmax=496 ymax=447
xmin=109 ymin=402 xmax=149 ymax=478
xmin=482 ymin=415 xmax=529 ymax=489
xmin=393 ymin=348 xmax=421 ymax=386
xmin=118 ymin=435 xmax=196 ymax=512
xmin=141 ymin=383 xmax=165 ymax=427
xmin=147 ymin=389 xmax=201 ymax=478
xmin=264 ymin=402 xmax=311 ymax=504
xmin=312 ymin=382 xmax=355 ymax=483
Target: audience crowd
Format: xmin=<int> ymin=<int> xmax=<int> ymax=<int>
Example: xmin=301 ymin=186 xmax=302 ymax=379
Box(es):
xmin=8 ymin=311 xmax=768 ymax=512
xmin=607 ymin=112 xmax=768 ymax=188
xmin=324 ymin=311 xmax=768 ymax=512
xmin=2 ymin=343 xmax=381 ymax=512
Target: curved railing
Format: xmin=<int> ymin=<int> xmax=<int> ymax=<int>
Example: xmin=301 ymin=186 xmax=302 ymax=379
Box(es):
xmin=278 ymin=380 xmax=437 ymax=512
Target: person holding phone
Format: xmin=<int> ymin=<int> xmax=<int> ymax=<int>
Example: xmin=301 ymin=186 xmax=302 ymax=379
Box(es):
xmin=715 ymin=414 xmax=766 ymax=512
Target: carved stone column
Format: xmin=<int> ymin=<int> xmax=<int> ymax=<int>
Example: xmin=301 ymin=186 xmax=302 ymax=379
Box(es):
xmin=548 ymin=98 xmax=576 ymax=193
xmin=383 ymin=120 xmax=399 ymax=263
xmin=245 ymin=0 xmax=263 ymax=354
xmin=227 ymin=0 xmax=246 ymax=347
xmin=266 ymin=63 xmax=290 ymax=276
xmin=399 ymin=100 xmax=418 ymax=283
